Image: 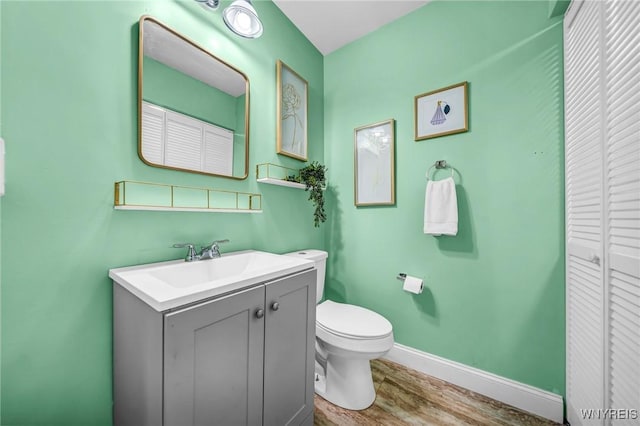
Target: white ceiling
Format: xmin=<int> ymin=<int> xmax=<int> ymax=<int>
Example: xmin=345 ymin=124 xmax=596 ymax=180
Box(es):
xmin=272 ymin=0 xmax=430 ymax=55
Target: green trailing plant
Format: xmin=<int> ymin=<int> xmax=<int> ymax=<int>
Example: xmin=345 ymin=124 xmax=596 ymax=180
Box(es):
xmin=299 ymin=161 xmax=327 ymax=227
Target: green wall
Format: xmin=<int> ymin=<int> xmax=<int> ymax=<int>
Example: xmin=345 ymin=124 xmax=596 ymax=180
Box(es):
xmin=0 ymin=1 xmax=323 ymax=424
xmin=0 ymin=1 xmax=3 ymax=421
xmin=324 ymin=0 xmax=565 ymax=395
xmin=549 ymin=0 xmax=571 ymax=18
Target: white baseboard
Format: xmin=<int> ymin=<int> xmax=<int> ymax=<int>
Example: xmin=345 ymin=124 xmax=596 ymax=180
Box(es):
xmin=383 ymin=343 xmax=564 ymax=424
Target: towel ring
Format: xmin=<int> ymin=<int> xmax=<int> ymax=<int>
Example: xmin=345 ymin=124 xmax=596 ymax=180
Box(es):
xmin=426 ymin=160 xmax=454 ymax=180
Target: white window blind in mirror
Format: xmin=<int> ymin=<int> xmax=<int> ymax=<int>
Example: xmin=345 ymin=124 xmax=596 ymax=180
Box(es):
xmin=141 ymin=101 xmax=234 ymax=177
xmin=565 ymin=1 xmax=640 ymax=425
xmin=141 ymin=102 xmax=165 ymax=165
xmin=166 ymin=111 xmax=202 ymax=171
xmin=203 ymin=126 xmax=233 ymax=176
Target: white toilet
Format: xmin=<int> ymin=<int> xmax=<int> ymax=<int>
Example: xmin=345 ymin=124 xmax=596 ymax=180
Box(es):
xmin=285 ymin=250 xmax=394 ymax=410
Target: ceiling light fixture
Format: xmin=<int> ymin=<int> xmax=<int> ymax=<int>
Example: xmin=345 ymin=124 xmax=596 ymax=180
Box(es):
xmin=195 ymin=0 xmax=220 ymax=11
xmin=222 ymin=0 xmax=263 ymax=39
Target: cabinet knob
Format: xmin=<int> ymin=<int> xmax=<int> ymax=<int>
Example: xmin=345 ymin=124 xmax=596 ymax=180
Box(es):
xmin=590 ymin=254 xmax=600 ymax=265
xmin=271 ymin=302 xmax=279 ymax=311
xmin=255 ymin=309 xmax=264 ymax=319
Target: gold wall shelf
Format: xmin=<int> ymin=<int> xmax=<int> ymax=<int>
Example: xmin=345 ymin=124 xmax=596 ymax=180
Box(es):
xmin=114 ymin=180 xmax=262 ymax=213
xmin=256 ymin=163 xmax=309 ymax=189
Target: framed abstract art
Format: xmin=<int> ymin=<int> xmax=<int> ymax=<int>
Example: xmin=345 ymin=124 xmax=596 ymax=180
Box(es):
xmin=415 ymin=82 xmax=468 ymax=141
xmin=354 ymin=119 xmax=395 ymax=206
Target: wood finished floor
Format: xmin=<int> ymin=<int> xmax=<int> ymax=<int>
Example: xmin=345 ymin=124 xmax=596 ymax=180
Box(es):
xmin=314 ymin=359 xmax=560 ymax=426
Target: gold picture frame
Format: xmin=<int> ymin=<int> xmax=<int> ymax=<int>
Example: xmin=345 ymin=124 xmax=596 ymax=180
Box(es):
xmin=354 ymin=119 xmax=396 ymax=206
xmin=414 ymin=81 xmax=468 ymax=141
xmin=276 ymin=60 xmax=308 ymax=161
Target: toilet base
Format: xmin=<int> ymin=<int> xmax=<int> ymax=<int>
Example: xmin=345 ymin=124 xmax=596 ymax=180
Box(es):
xmin=314 ymin=355 xmax=376 ymax=410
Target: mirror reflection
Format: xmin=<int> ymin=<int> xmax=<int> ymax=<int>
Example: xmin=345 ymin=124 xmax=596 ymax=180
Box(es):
xmin=139 ymin=16 xmax=249 ymax=179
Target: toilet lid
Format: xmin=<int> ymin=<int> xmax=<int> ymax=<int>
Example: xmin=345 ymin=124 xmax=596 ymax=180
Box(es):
xmin=316 ymin=300 xmax=392 ymax=339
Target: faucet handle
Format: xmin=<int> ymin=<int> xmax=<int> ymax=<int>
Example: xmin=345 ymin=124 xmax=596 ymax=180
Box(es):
xmin=173 ymin=243 xmax=198 ymax=262
xmin=200 ymin=239 xmax=229 ymax=259
xmin=208 ymin=239 xmax=230 ymax=246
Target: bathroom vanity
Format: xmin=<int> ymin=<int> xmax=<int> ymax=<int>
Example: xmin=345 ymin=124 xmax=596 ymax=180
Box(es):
xmin=110 ymin=251 xmax=316 ymax=426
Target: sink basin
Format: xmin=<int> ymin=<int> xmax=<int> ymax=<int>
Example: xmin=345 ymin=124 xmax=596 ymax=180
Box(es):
xmin=109 ymin=250 xmax=314 ymax=311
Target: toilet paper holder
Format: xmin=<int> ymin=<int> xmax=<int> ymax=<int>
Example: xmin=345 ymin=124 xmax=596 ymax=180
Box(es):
xmin=396 ymin=273 xmax=424 ymax=294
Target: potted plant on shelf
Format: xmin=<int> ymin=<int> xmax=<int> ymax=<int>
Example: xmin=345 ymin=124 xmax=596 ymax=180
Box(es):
xmin=285 ymin=161 xmax=327 ymax=227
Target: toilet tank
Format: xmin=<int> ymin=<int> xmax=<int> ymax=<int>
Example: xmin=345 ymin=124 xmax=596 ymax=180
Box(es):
xmin=284 ymin=250 xmax=328 ymax=303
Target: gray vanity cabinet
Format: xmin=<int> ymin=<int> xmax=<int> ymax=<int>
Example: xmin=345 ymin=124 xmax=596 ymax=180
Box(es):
xmin=163 ymin=285 xmax=266 ymax=425
xmin=263 ymin=273 xmax=316 ymax=426
xmin=113 ymin=268 xmax=316 ymax=426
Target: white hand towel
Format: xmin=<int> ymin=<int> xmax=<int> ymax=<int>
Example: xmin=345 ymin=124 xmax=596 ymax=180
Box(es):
xmin=424 ymin=177 xmax=458 ymax=236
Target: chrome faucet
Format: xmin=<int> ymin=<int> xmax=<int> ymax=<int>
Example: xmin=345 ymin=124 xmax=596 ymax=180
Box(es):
xmin=172 ymin=243 xmax=199 ymax=262
xmin=200 ymin=239 xmax=230 ymax=259
xmin=173 ymin=239 xmax=229 ymax=262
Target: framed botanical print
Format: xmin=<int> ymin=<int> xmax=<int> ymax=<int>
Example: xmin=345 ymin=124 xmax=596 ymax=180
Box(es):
xmin=277 ymin=60 xmax=308 ymax=161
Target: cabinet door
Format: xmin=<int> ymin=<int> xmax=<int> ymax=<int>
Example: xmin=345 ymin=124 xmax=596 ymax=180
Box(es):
xmin=164 ymin=286 xmax=265 ymax=426
xmin=263 ymin=270 xmax=316 ymax=426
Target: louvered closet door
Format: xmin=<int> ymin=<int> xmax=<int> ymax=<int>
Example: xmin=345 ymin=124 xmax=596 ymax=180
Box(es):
xmin=605 ymin=2 xmax=640 ymax=423
xmin=565 ymin=1 xmax=605 ymax=424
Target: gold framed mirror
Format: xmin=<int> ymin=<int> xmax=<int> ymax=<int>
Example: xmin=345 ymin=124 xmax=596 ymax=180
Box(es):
xmin=138 ymin=16 xmax=250 ymax=179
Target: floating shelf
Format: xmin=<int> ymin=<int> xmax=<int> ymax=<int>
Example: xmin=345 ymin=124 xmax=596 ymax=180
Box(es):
xmin=257 ymin=177 xmax=306 ymax=189
xmin=114 ymin=180 xmax=262 ymax=213
xmin=256 ymin=163 xmax=306 ymax=189
xmin=256 ymin=163 xmax=327 ymax=191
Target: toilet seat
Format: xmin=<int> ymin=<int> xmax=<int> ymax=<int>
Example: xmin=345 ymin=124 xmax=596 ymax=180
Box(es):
xmin=317 ymin=300 xmax=392 ymax=340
